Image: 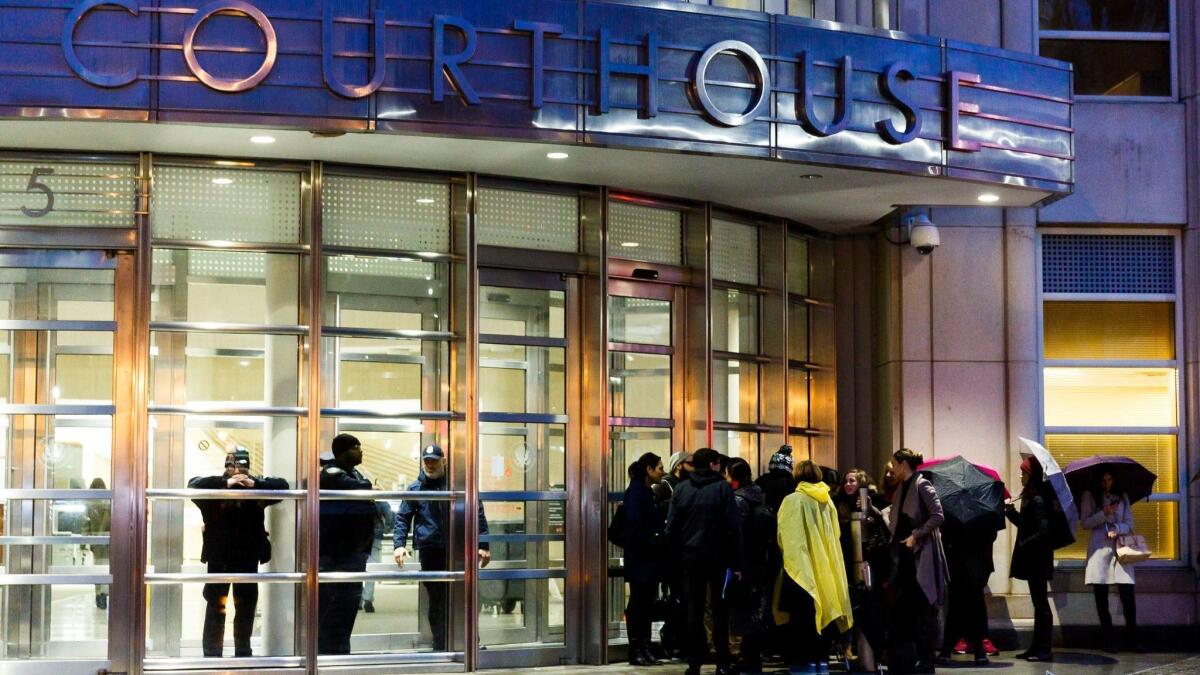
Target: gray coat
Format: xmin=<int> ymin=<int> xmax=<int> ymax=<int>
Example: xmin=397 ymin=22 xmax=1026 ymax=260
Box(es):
xmin=886 ymin=474 xmax=948 ymax=606
xmin=1080 ymin=491 xmax=1135 ymax=585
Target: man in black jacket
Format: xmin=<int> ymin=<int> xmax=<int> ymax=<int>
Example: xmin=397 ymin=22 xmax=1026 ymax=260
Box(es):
xmin=393 ymin=444 xmax=490 ymax=652
xmin=666 ymin=447 xmax=743 ymax=675
xmin=188 ymin=448 xmax=289 ymax=658
xmin=318 ymin=433 xmax=376 ymax=654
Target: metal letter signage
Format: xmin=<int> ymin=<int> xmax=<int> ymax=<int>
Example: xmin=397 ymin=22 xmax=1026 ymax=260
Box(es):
xmin=946 ymin=70 xmax=983 ymax=153
xmin=692 ymin=41 xmax=771 ymax=128
xmin=433 ymin=15 xmax=481 ymax=105
xmin=323 ymin=6 xmax=387 ymax=99
xmin=797 ymin=52 xmax=853 ymax=137
xmin=597 ymin=28 xmax=658 ymax=118
xmin=514 ymin=21 xmax=564 ymax=110
xmin=876 ymin=62 xmax=922 ymax=145
xmin=62 ymin=0 xmax=140 ymax=88
xmin=183 ymin=1 xmax=278 ymax=93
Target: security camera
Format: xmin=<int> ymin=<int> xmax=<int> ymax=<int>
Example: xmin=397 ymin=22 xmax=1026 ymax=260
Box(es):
xmin=905 ymin=214 xmax=940 ymax=255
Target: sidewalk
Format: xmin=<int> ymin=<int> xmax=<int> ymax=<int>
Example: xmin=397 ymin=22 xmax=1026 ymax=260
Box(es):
xmin=491 ymin=653 xmax=1200 ymax=675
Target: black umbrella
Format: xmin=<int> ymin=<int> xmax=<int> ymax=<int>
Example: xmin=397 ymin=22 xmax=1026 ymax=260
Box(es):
xmin=917 ymin=455 xmax=1006 ymax=533
xmin=1064 ymin=455 xmax=1157 ymax=504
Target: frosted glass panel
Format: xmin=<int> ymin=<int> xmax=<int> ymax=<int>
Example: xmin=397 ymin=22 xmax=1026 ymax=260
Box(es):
xmin=322 ymin=175 xmax=449 ymax=252
xmin=0 ymin=160 xmax=138 ymax=227
xmin=477 ymin=188 xmax=578 ymax=252
xmin=1044 ymin=367 xmax=1177 ymax=428
xmin=712 ymin=218 xmax=758 ymax=285
xmin=787 ymin=236 xmax=808 ymax=296
xmin=152 ymin=166 xmax=302 ymax=243
xmin=608 ymin=201 xmax=682 ymax=265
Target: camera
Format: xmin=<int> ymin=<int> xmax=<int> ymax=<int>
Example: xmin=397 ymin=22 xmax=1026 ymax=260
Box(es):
xmin=905 ymin=214 xmax=940 ymax=255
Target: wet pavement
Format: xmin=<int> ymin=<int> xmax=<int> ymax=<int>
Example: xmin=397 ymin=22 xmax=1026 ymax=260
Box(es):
xmin=489 ymin=653 xmax=1200 ymax=675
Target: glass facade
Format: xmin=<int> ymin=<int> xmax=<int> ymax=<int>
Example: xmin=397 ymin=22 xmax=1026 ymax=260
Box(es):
xmin=0 ymin=155 xmax=837 ymax=670
xmin=1040 ymin=232 xmax=1182 ymax=562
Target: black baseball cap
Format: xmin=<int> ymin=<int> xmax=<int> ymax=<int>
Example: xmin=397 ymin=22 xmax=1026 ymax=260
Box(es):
xmin=421 ymin=444 xmax=445 ymax=460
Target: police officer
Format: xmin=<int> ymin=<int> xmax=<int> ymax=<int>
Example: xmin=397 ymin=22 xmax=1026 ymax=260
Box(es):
xmin=318 ymin=433 xmax=376 ymax=655
xmin=188 ymin=448 xmax=289 ymax=657
xmin=393 ymin=444 xmax=491 ymax=652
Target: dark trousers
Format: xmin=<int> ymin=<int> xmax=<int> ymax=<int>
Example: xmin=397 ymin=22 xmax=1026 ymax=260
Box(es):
xmin=1093 ymin=583 xmax=1137 ymax=641
xmin=420 ymin=547 xmax=451 ymax=651
xmin=625 ymin=579 xmax=658 ymax=648
xmin=660 ymin=571 xmax=686 ymax=654
xmin=887 ymin=560 xmax=939 ymax=671
xmin=683 ymin=557 xmax=731 ymax=669
xmin=782 ymin=577 xmax=827 ymax=667
xmin=1028 ymin=578 xmax=1053 ymax=654
xmin=942 ymin=575 xmax=987 ymax=656
xmin=318 ymin=551 xmax=368 ymax=654
xmin=202 ymin=559 xmax=259 ymax=657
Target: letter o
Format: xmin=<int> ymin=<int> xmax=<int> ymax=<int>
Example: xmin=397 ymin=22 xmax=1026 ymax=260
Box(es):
xmin=183 ymin=0 xmax=278 ymax=93
xmin=692 ymin=40 xmax=771 ymax=127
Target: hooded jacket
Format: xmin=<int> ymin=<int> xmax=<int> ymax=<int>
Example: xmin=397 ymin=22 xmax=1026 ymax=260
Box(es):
xmin=756 ymin=469 xmax=797 ymax=513
xmin=394 ymin=470 xmax=490 ymax=551
xmin=777 ymin=481 xmax=853 ymax=634
xmin=665 ymin=468 xmax=742 ymax=569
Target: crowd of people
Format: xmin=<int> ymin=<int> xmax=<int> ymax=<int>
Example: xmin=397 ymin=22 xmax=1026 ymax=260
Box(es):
xmin=613 ymin=445 xmax=1145 ymax=674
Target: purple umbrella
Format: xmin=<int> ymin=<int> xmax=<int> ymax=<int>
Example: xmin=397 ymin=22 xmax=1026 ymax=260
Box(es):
xmin=1064 ymin=455 xmax=1157 ymax=504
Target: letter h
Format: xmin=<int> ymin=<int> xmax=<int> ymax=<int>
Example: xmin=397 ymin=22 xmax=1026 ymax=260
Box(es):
xmin=597 ymin=28 xmax=658 ymax=118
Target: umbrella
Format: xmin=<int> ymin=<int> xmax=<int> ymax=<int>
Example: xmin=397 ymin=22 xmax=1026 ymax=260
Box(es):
xmin=1064 ymin=455 xmax=1157 ymax=504
xmin=917 ymin=455 xmax=1006 ymax=532
xmin=1018 ymin=437 xmax=1079 ymax=537
xmin=918 ymin=455 xmax=1010 ymax=499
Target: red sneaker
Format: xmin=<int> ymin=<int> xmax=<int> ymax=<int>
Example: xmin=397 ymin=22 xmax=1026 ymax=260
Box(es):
xmin=953 ymin=639 xmax=969 ymax=655
xmin=982 ymin=639 xmax=999 ymax=656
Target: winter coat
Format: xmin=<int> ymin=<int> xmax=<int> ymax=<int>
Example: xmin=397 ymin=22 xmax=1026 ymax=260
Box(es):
xmin=84 ymin=500 xmax=111 ymax=563
xmin=622 ymin=478 xmax=665 ymax=585
xmin=941 ymin=523 xmax=997 ymax=590
xmin=731 ymin=484 xmax=777 ymax=637
xmin=1006 ymin=483 xmax=1055 ymax=582
xmin=188 ymin=473 xmax=289 ymax=566
xmin=777 ymin=481 xmax=853 ymax=633
xmin=756 ymin=469 xmax=797 ymax=513
xmin=393 ymin=471 xmax=490 ymax=552
xmin=666 ymin=468 xmax=743 ymax=569
xmin=318 ymin=460 xmax=375 ymax=558
xmin=886 ymin=474 xmax=948 ymax=606
xmin=1080 ymin=490 xmax=1135 ymax=585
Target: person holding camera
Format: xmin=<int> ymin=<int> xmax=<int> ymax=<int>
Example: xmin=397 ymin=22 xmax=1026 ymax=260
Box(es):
xmin=188 ymin=448 xmax=289 ymax=658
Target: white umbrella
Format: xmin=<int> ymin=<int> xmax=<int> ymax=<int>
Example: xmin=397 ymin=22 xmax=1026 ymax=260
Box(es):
xmin=1018 ymin=437 xmax=1079 ymax=539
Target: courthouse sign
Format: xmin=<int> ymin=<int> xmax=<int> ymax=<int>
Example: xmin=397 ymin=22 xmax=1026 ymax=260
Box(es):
xmin=0 ymin=0 xmax=1074 ymax=191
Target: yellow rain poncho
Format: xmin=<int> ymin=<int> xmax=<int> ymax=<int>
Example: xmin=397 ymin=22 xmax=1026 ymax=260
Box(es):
xmin=776 ymin=481 xmax=853 ymax=634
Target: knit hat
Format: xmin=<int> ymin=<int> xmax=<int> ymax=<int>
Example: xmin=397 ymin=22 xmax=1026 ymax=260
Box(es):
xmin=768 ymin=445 xmax=794 ymax=473
xmin=665 ymin=450 xmax=692 ymax=475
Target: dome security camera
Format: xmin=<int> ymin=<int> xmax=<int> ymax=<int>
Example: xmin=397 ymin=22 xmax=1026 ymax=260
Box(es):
xmin=904 ymin=214 xmax=940 ymax=255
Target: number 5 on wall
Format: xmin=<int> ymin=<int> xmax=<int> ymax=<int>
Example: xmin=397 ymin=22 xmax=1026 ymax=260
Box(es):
xmin=21 ymin=167 xmax=54 ymax=218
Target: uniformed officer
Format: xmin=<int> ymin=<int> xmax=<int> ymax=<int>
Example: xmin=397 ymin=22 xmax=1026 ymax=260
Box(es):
xmin=317 ymin=433 xmax=376 ymax=654
xmin=393 ymin=444 xmax=490 ymax=652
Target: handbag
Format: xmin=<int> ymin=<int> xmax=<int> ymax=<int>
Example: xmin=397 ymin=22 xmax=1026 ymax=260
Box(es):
xmin=1115 ymin=533 xmax=1152 ymax=565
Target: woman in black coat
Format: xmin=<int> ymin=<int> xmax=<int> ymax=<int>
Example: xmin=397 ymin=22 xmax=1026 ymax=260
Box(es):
xmin=623 ymin=452 xmax=666 ymax=666
xmin=1005 ymin=456 xmax=1055 ymax=662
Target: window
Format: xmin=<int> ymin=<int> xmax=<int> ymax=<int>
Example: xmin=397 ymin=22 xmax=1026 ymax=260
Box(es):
xmin=1040 ymin=232 xmax=1182 ymax=561
xmin=786 ymin=232 xmax=835 ymax=463
xmin=1038 ymin=0 xmax=1174 ymax=97
xmin=711 ymin=218 xmax=764 ymax=462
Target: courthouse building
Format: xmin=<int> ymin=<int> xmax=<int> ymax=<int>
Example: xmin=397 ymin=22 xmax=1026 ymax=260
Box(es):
xmin=0 ymin=0 xmax=1189 ymax=673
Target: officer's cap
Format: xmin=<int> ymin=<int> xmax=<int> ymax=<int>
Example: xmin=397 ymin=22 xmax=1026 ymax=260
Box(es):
xmin=421 ymin=444 xmax=445 ymax=461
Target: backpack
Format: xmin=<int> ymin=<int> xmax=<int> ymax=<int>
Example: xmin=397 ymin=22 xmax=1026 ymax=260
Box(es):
xmin=607 ymin=503 xmax=627 ymax=549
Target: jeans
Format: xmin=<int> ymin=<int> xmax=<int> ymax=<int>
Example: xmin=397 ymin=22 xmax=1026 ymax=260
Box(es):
xmin=318 ymin=551 xmax=368 ymax=654
xmin=420 ymin=547 xmax=450 ymax=651
xmin=625 ymin=579 xmax=658 ymax=648
xmin=683 ymin=557 xmax=731 ymax=669
xmin=362 ymin=537 xmax=382 ymax=604
xmin=1093 ymin=583 xmax=1137 ymax=641
xmin=1028 ymin=578 xmax=1053 ymax=654
xmin=942 ymin=574 xmax=987 ymax=656
xmin=202 ymin=559 xmax=259 ymax=657
xmin=782 ymin=576 xmax=827 ymax=667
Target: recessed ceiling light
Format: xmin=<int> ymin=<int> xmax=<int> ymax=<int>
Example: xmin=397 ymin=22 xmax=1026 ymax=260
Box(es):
xmin=620 ymin=241 xmax=640 ymax=248
xmin=212 ymin=177 xmax=233 ymax=186
xmin=416 ymin=197 xmax=436 ymax=204
xmin=800 ymin=174 xmax=823 ymax=180
xmin=546 ymin=151 xmax=569 ymax=160
xmin=250 ymin=135 xmax=276 ymax=144
xmin=978 ymin=193 xmax=1000 ymax=203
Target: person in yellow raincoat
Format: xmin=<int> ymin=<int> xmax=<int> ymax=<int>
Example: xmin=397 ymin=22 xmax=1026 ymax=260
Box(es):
xmin=776 ymin=460 xmax=853 ymax=675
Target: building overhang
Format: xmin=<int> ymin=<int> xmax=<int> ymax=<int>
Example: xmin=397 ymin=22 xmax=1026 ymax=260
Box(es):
xmin=0 ymin=0 xmax=1074 ymax=231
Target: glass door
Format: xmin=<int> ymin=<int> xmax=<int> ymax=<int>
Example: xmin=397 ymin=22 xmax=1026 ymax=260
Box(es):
xmin=0 ymin=249 xmax=134 ymax=673
xmin=476 ymin=269 xmax=577 ymax=667
xmin=605 ymin=279 xmax=681 ymax=652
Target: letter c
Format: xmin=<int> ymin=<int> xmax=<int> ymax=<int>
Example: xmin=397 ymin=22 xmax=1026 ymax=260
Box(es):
xmin=183 ymin=0 xmax=278 ymax=93
xmin=62 ymin=0 xmax=140 ymax=88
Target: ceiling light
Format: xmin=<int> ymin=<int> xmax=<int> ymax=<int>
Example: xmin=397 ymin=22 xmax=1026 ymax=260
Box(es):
xmin=800 ymin=174 xmax=823 ymax=180
xmin=620 ymin=241 xmax=640 ymax=248
xmin=250 ymin=135 xmax=276 ymax=144
xmin=212 ymin=177 xmax=233 ymax=186
xmin=416 ymin=197 xmax=435 ymax=204
xmin=978 ymin=193 xmax=1000 ymax=203
xmin=546 ymin=151 xmax=569 ymax=160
